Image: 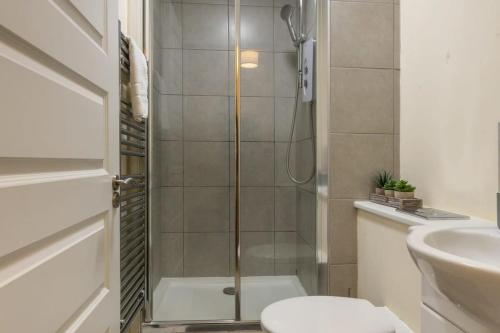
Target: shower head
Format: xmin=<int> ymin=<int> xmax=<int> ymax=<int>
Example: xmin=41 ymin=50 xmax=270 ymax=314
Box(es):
xmin=280 ymin=4 xmax=294 ymax=21
xmin=280 ymin=5 xmax=298 ymax=45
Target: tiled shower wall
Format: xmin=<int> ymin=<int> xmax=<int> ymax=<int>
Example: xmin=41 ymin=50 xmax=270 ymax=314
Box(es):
xmin=156 ymin=0 xmax=306 ymax=278
xmin=328 ymin=0 xmax=400 ymax=296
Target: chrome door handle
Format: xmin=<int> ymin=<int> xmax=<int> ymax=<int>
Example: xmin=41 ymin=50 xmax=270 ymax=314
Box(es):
xmin=112 ymin=175 xmax=139 ymax=208
xmin=112 ymin=175 xmax=142 ymax=190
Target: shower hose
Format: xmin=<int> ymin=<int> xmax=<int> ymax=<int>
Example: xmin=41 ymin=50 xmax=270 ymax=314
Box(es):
xmin=285 ymin=70 xmax=316 ymax=185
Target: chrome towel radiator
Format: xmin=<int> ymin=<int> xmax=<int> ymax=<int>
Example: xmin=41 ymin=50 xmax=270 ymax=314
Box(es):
xmin=117 ymin=30 xmax=148 ymax=332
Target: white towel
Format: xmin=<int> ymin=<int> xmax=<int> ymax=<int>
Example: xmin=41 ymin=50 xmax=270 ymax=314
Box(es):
xmin=128 ymin=37 xmax=149 ymax=122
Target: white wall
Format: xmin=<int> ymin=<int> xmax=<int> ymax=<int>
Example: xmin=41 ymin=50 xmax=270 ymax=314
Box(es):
xmin=119 ymin=0 xmax=144 ymax=48
xmin=119 ymin=0 xmax=128 ymax=33
xmin=400 ymin=0 xmax=500 ymax=221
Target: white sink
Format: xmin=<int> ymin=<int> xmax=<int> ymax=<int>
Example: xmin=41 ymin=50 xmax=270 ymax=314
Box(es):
xmin=407 ymin=225 xmax=500 ymax=329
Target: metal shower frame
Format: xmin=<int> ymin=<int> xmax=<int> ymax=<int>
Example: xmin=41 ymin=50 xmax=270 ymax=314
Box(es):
xmin=142 ymin=0 xmax=330 ymax=331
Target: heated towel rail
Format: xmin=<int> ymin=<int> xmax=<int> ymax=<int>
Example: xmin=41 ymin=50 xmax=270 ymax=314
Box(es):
xmin=119 ymin=30 xmax=148 ymax=332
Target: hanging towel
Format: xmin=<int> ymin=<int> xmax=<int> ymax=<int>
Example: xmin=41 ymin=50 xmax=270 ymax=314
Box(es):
xmin=128 ymin=37 xmax=149 ymax=121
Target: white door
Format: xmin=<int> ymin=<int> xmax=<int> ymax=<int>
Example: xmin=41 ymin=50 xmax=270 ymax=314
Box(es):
xmin=0 ymin=0 xmax=120 ymax=332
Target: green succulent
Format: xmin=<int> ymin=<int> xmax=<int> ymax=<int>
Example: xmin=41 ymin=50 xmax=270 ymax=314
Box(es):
xmin=394 ymin=179 xmax=416 ymax=192
xmin=383 ymin=179 xmax=397 ymax=190
xmin=374 ymin=170 xmax=392 ymax=188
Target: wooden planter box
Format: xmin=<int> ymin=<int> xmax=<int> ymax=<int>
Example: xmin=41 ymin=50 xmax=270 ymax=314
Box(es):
xmin=369 ymin=193 xmax=423 ymax=210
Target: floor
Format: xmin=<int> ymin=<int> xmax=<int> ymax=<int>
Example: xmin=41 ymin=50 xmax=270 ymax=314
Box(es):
xmin=153 ymin=275 xmax=306 ymax=321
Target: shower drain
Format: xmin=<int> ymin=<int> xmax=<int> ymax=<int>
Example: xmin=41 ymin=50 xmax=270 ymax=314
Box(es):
xmin=223 ymin=287 xmax=235 ymax=295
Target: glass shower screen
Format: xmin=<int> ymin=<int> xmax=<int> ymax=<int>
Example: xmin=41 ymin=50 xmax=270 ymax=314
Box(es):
xmin=147 ymin=0 xmax=318 ymax=325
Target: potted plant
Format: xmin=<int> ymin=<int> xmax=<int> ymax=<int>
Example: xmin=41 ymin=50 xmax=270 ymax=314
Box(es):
xmin=374 ymin=170 xmax=392 ymax=195
xmin=383 ymin=179 xmax=397 ymax=197
xmin=394 ymin=180 xmax=416 ymax=199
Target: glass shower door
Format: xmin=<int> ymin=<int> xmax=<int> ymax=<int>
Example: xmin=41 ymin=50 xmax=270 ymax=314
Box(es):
xmin=149 ymin=0 xmax=237 ymax=322
xmin=236 ymin=0 xmax=318 ymax=321
xmin=148 ymin=0 xmax=318 ymax=324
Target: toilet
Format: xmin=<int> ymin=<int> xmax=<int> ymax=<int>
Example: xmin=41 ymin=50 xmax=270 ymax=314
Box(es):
xmin=261 ymin=296 xmax=407 ymax=333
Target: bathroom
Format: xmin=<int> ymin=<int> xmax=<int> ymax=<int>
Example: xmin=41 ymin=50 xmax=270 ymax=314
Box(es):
xmin=0 ymin=0 xmax=498 ymax=333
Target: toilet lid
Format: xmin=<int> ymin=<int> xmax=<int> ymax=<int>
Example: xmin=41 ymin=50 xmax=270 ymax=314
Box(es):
xmin=261 ymin=296 xmax=396 ymax=333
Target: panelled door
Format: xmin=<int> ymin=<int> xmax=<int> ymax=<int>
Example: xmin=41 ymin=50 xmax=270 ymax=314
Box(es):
xmin=0 ymin=1 xmax=120 ymax=332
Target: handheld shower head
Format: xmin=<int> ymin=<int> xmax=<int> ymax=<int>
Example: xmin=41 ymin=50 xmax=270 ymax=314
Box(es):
xmin=280 ymin=5 xmax=298 ymax=45
xmin=280 ymin=4 xmax=294 ymax=21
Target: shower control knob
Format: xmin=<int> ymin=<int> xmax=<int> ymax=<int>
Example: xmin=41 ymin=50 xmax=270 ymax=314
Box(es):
xmin=304 ymin=66 xmax=309 ymax=75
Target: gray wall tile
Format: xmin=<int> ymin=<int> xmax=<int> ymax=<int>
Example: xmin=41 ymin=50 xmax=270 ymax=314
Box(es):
xmin=161 ymin=187 xmax=184 ymax=232
xmin=184 ymin=187 xmax=230 ymax=232
xmin=152 ymin=47 xmax=163 ymax=91
xmin=275 ymin=187 xmax=297 ymax=231
xmin=151 ymin=188 xmax=162 ymax=288
xmin=231 ymin=142 xmax=275 ymax=186
xmin=184 ymin=96 xmax=229 ymax=141
xmin=297 ymin=188 xmax=316 ymax=247
xmin=156 ymin=0 xmax=319 ymax=279
xmin=229 ymin=51 xmax=274 ymax=97
xmin=184 ymin=142 xmax=229 ymax=186
xmin=161 ymin=141 xmax=184 ymax=186
xmin=152 ymin=89 xmax=162 ymax=138
xmin=184 ymin=233 xmax=230 ymax=276
xmin=160 ymin=49 xmax=182 ymax=94
xmin=229 ymin=232 xmax=236 ymax=274
xmin=230 ymin=5 xmax=274 ymax=51
xmin=275 ymin=142 xmax=296 ymax=187
xmin=184 ymin=0 xmax=228 ymax=4
xmin=161 ymin=233 xmax=183 ymax=277
xmin=235 ymin=0 xmax=274 ymax=6
xmin=394 ymin=5 xmax=400 ymax=69
xmin=161 ymin=2 xmax=182 ymax=49
xmin=183 ymin=50 xmax=229 ymax=95
xmin=229 ymin=0 xmax=276 ymax=6
xmin=160 ymin=94 xmax=183 ymax=140
xmin=152 ymin=0 xmax=162 ymax=47
xmin=241 ymin=232 xmax=275 ymax=276
xmin=274 ymin=0 xmax=296 ymax=7
xmin=394 ymin=134 xmax=400 ymax=179
xmin=329 ymin=134 xmax=393 ymax=198
xmin=331 ymin=2 xmax=394 ymax=68
xmin=331 ymin=68 xmax=394 ymax=134
xmin=182 ymin=4 xmax=229 ymax=50
xmin=242 ymin=142 xmax=275 ymax=186
xmin=336 ymin=0 xmax=394 ymax=2
xmin=230 ymin=187 xmax=275 ymax=231
xmin=328 ymin=199 xmax=357 ymax=264
xmin=275 ymin=232 xmax=297 ymax=275
xmin=394 ymin=70 xmax=400 ymax=134
xmin=295 ymin=139 xmax=316 ymax=192
xmin=297 ymin=236 xmax=316 ymax=295
xmin=293 ymin=102 xmax=315 ymax=141
xmin=230 ymin=97 xmax=275 ymax=141
xmin=326 ymin=0 xmax=398 ymax=293
xmin=328 ymin=264 xmax=357 ymax=297
xmin=275 ymin=98 xmax=295 ymax=142
xmin=303 ymin=0 xmax=317 ymax=37
xmin=274 ymin=52 xmax=297 ymax=97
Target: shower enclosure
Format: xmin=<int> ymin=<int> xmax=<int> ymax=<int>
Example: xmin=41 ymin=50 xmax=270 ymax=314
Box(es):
xmin=146 ymin=0 xmax=324 ymax=328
